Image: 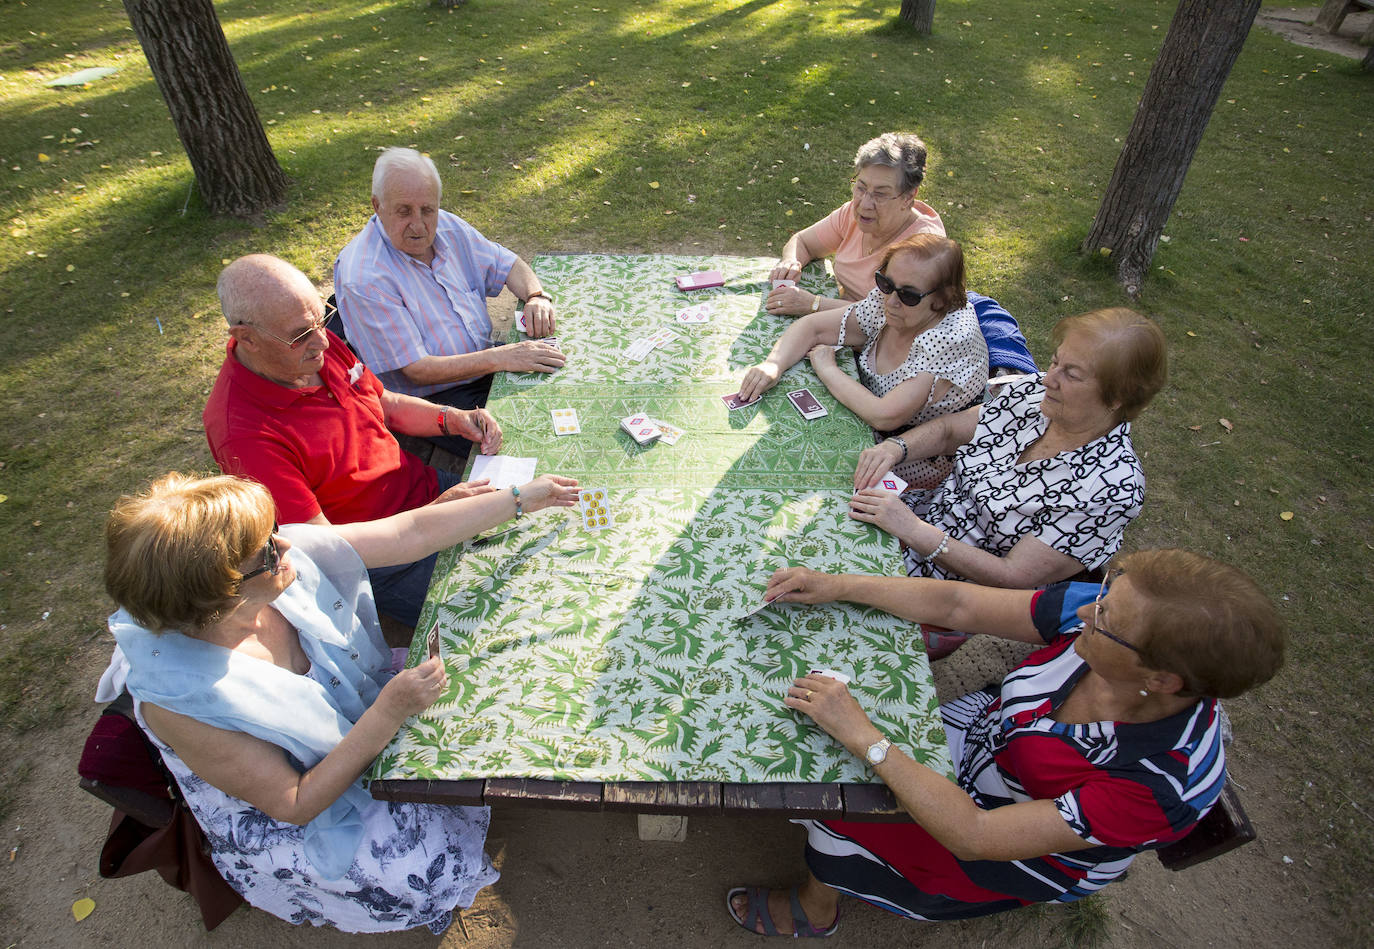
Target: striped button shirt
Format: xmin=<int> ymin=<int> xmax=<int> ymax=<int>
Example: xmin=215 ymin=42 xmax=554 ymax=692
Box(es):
xmin=333 ymin=210 xmax=516 ymax=398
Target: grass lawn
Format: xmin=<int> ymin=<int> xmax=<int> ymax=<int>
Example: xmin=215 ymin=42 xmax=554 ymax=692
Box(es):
xmin=1 ymin=0 xmax=1370 ymax=938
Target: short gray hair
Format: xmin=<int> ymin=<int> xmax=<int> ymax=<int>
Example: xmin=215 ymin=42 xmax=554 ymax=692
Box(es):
xmin=371 ymin=147 xmax=443 ymax=202
xmin=853 ymin=132 xmax=929 ymax=194
xmin=217 ymin=254 xmax=317 ymax=329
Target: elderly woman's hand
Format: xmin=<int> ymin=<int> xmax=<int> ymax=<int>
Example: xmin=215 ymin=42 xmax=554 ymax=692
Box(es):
xmin=764 ymin=565 xmax=844 ymax=605
xmin=853 ymin=439 xmax=906 ymax=491
xmin=770 ymin=258 xmax=803 ymax=283
xmin=785 ymin=674 xmax=876 ymax=752
xmin=849 ymin=487 xmax=923 ymax=540
xmin=379 ymin=657 xmax=449 ymax=719
xmin=520 ymin=475 xmax=580 ymax=514
xmin=738 ymin=362 xmax=780 ymax=404
xmin=764 ymin=285 xmax=817 ymax=317
xmin=806 ymin=343 xmax=838 ymax=374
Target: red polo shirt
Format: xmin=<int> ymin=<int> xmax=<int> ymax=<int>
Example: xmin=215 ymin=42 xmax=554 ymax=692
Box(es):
xmin=203 ymin=330 xmax=438 ymax=524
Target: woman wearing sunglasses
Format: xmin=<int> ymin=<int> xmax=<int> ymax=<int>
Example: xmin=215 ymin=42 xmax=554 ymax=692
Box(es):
xmin=740 ymin=234 xmax=987 ymax=489
xmin=849 ymin=307 xmax=1167 ymax=659
xmin=765 ymin=132 xmax=944 ymax=318
xmin=726 ymin=549 xmax=1285 ymax=937
xmin=97 ymin=470 xmax=578 ymax=933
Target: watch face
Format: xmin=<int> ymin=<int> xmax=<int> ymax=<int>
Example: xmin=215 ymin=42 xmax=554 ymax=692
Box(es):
xmin=866 ymin=741 xmax=888 ymax=764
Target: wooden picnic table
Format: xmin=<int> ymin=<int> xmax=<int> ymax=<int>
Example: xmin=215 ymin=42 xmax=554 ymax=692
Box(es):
xmin=367 ymin=254 xmax=951 ymax=822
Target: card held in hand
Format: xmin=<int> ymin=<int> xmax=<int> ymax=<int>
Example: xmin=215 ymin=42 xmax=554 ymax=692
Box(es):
xmin=426 ymin=619 xmax=440 ymax=660
xmin=876 ymin=470 xmax=908 ymax=495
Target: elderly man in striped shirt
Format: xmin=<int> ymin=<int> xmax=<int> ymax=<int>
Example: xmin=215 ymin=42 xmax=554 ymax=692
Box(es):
xmin=334 ymin=147 xmax=564 ymax=461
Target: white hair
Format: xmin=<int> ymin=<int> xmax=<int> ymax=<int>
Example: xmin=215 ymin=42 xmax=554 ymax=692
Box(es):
xmin=371 ymin=147 xmax=443 ymax=202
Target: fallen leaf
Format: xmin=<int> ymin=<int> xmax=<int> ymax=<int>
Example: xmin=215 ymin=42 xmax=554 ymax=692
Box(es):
xmin=1279 ymin=511 xmax=1294 ymax=521
xmin=1188 ymin=425 xmax=1201 ymax=431
xmin=648 ymin=181 xmax=660 ymax=189
xmin=72 ymin=898 xmax=95 ymax=922
xmin=38 ymin=153 xmax=51 ymax=163
xmin=1218 ymin=418 xmax=1233 ymax=432
xmin=1186 ymin=330 xmax=1197 ymax=337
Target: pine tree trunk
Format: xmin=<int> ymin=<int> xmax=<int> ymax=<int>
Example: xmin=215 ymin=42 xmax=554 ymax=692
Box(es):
xmin=1081 ymin=0 xmax=1260 ymax=297
xmin=123 ymin=0 xmax=288 ymax=217
xmin=900 ymin=0 xmax=935 ymax=35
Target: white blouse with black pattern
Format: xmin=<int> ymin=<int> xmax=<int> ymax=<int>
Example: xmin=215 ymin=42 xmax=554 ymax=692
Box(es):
xmin=838 ymin=288 xmax=988 ymax=488
xmin=905 ymin=377 xmax=1143 ymax=580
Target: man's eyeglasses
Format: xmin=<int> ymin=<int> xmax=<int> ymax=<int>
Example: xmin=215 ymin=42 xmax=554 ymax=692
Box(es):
xmin=239 ymin=303 xmax=333 ymax=349
xmin=873 ymin=270 xmax=930 ymax=308
xmin=1090 ymin=569 xmax=1141 ymax=654
xmin=850 ymin=176 xmax=906 ymax=204
xmin=237 ymin=523 xmax=282 ymax=585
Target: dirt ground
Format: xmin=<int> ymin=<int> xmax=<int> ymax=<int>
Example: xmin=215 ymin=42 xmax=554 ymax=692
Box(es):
xmin=2 ymin=9 xmax=1369 ymax=948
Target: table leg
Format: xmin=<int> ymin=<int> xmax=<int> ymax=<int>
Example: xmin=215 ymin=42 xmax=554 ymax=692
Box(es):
xmin=636 ymin=814 xmax=688 ymax=842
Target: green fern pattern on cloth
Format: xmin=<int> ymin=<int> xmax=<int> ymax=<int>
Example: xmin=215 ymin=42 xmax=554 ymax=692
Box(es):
xmin=370 ymin=255 xmax=953 ymax=786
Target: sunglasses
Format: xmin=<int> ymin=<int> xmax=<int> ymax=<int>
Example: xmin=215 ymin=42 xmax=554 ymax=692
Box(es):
xmin=237 ymin=523 xmax=282 ymax=585
xmin=1090 ymin=569 xmax=1141 ymax=654
xmin=873 ymin=270 xmax=930 ymax=308
xmin=240 ymin=303 xmax=333 ymax=349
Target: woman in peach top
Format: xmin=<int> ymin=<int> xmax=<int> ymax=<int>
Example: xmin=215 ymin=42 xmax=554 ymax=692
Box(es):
xmin=766 ymin=132 xmax=945 ymax=317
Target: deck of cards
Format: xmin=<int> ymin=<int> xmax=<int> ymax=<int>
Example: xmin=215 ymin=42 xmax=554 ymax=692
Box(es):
xmin=620 ymin=412 xmax=662 ymax=445
xmin=578 ymin=486 xmax=614 ymax=531
xmin=551 ymin=408 xmax=581 ymax=435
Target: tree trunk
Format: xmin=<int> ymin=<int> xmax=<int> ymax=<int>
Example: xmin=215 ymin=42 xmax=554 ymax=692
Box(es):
xmin=1081 ymin=0 xmax=1260 ymax=296
xmin=123 ymin=0 xmax=288 ymax=217
xmin=899 ymin=0 xmax=935 ymax=35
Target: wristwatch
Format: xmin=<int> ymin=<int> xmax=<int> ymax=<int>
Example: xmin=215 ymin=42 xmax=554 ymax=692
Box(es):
xmin=864 ymin=737 xmax=892 ymax=767
xmin=525 ymin=289 xmax=553 ymax=304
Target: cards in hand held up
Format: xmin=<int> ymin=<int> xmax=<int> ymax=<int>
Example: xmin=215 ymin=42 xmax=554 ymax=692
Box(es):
xmin=578 ymin=486 xmax=614 ymax=531
xmin=426 ymin=619 xmax=440 ymax=660
xmin=787 ymin=388 xmax=828 ymax=420
xmin=876 ymin=470 xmax=908 ymax=495
xmin=551 ymin=408 xmax=581 ymax=436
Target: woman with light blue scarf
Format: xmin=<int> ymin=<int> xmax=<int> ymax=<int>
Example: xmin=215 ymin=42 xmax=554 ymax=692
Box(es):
xmin=97 ymin=470 xmax=578 ymax=933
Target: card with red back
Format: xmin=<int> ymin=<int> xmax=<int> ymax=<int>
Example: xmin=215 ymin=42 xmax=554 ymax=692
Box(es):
xmin=787 ymin=388 xmax=828 ymax=420
xmin=721 ymin=391 xmax=756 ymax=411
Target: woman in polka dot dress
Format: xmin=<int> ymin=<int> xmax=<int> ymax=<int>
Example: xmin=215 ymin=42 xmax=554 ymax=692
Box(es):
xmin=740 ymin=234 xmax=988 ymax=489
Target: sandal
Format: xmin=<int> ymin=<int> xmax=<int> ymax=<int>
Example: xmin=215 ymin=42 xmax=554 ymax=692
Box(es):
xmin=726 ymin=885 xmax=840 ymax=938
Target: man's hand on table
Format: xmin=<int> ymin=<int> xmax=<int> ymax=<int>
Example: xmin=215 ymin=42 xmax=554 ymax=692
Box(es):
xmin=737 ymin=362 xmax=781 ymax=404
xmin=522 ymin=296 xmax=557 ymax=337
xmin=443 ymin=407 xmax=503 ymax=454
xmin=497 ymin=340 xmax=566 ymax=374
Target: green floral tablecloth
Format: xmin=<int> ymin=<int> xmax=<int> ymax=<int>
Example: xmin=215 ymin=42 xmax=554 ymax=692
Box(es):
xmin=369 ymin=255 xmax=953 ymax=786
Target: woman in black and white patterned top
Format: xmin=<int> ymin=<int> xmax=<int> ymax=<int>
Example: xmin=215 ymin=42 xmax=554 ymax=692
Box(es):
xmin=848 ymin=309 xmax=1167 ymax=651
xmin=740 ymin=235 xmax=988 ymax=488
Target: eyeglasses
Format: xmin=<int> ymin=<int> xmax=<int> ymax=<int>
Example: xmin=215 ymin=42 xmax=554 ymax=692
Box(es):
xmin=237 ymin=523 xmax=282 ymax=585
xmin=1090 ymin=569 xmax=1141 ymax=654
xmin=239 ymin=303 xmax=333 ymax=349
xmin=873 ymin=270 xmax=930 ymax=308
xmin=850 ymin=176 xmax=907 ymax=204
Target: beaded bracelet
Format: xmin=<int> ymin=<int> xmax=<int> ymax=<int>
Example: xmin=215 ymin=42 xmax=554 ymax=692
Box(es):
xmin=921 ymin=531 xmax=950 ymax=563
xmin=510 ymin=484 xmax=523 ymax=519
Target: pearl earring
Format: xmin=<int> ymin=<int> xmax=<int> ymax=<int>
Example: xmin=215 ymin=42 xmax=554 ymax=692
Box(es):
xmin=1138 ymin=689 xmax=1149 ymax=697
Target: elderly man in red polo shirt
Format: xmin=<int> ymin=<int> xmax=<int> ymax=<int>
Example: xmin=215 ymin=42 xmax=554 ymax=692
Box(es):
xmin=203 ymin=254 xmax=502 ymax=629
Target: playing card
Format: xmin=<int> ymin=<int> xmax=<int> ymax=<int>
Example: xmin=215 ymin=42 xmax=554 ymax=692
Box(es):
xmin=578 ymin=486 xmax=614 ymax=531
xmin=808 ymin=667 xmax=852 ymax=684
xmin=625 ymin=337 xmax=655 ymax=362
xmin=515 ymin=310 xmax=527 ymax=334
xmin=619 ymin=413 xmax=662 ymax=445
xmin=467 ymin=454 xmax=536 ymax=489
xmin=772 ymin=279 xmax=797 ymax=290
xmin=787 ymin=388 xmax=829 ymax=420
xmin=676 ymin=303 xmax=712 ymax=324
xmin=648 ymin=328 xmax=679 ymax=348
xmin=721 ymin=391 xmax=755 ymax=411
xmin=734 ymin=597 xmax=775 ymax=623
xmin=551 ymin=408 xmax=581 ymax=436
xmin=650 ymin=418 xmax=684 ymax=445
xmin=876 ymin=470 xmax=908 ymax=495
xmin=426 ymin=619 xmax=440 ymax=660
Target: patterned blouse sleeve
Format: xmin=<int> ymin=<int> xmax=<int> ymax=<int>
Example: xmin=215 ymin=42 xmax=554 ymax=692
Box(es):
xmin=838 ymin=287 xmax=885 ymax=349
